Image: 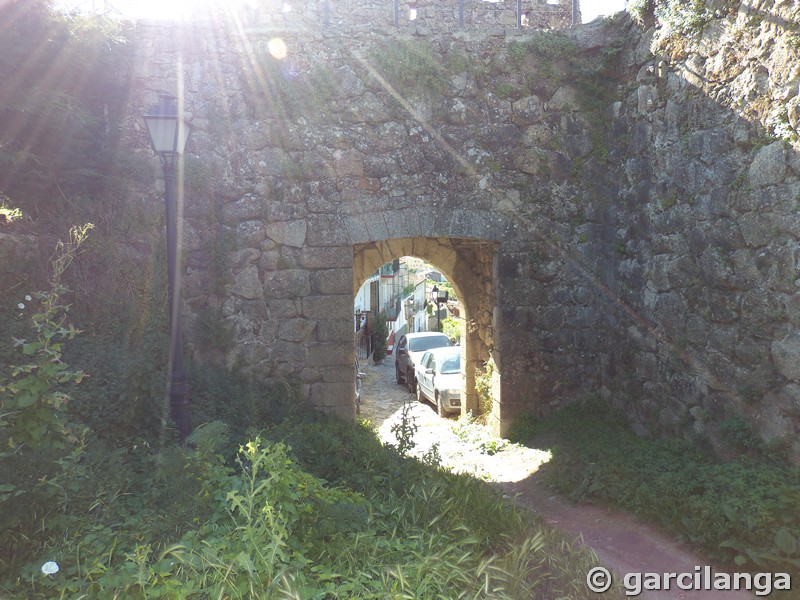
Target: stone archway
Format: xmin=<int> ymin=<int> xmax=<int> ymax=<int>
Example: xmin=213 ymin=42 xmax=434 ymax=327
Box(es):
xmin=353 ymin=237 xmax=497 ymax=420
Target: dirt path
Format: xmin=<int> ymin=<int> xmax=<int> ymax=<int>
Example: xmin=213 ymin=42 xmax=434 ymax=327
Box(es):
xmin=358 ymin=360 xmax=754 ymax=600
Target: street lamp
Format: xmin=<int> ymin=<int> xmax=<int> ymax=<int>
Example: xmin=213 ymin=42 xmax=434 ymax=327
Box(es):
xmin=143 ymin=93 xmax=192 ymax=441
xmin=430 ymin=284 xmax=449 ymax=333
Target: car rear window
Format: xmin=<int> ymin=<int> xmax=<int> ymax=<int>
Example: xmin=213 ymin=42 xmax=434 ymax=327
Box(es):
xmin=440 ymin=356 xmax=460 ymax=374
xmin=408 ymin=335 xmax=451 ymax=352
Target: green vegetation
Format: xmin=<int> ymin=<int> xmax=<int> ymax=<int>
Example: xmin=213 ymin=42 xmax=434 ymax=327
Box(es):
xmin=509 ymin=400 xmax=800 ymax=578
xmin=627 ymin=0 xmax=739 ymax=37
xmin=0 ymin=1 xmax=136 ymax=226
xmin=453 ymin=411 xmax=509 ymax=456
xmin=508 ymin=41 xmax=528 ymax=68
xmin=494 ymin=80 xmax=521 ymax=100
xmin=430 ymin=278 xmax=457 ymax=301
xmin=371 ymin=310 xmax=390 ymax=364
xmin=0 ymin=224 xmax=92 ymax=455
xmin=441 ymin=316 xmax=461 ymax=344
xmin=1 ymin=277 xmax=626 ymax=597
xmin=625 ymin=0 xmax=653 ymax=23
xmin=475 ymin=356 xmax=496 ymax=417
xmin=371 ymin=38 xmax=448 ymax=98
xmin=654 ymin=0 xmax=737 ymax=38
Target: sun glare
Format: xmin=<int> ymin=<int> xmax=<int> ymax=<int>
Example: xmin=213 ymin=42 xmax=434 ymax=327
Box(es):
xmin=114 ymin=0 xmax=209 ymax=20
xmin=60 ymin=0 xmax=228 ymax=20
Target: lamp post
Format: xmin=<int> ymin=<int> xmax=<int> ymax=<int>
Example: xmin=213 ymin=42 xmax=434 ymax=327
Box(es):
xmin=143 ymin=93 xmax=192 ymax=441
xmin=430 ymin=284 xmax=449 ymax=333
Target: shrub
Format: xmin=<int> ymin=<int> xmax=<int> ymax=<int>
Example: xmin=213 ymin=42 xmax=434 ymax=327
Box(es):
xmin=0 ymin=224 xmax=93 ymax=571
xmin=371 ymin=310 xmax=389 ymax=364
xmin=441 ymin=316 xmax=461 ymax=344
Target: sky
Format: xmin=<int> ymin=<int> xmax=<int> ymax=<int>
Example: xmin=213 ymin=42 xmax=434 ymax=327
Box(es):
xmin=65 ymin=0 xmax=628 ymax=24
xmin=581 ymin=0 xmax=627 ymax=23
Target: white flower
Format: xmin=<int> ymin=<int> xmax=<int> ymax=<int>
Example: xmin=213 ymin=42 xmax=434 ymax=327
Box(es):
xmin=41 ymin=561 xmax=59 ymax=575
xmin=25 ymin=295 xmax=32 ymax=301
xmin=17 ymin=303 xmax=24 ymax=310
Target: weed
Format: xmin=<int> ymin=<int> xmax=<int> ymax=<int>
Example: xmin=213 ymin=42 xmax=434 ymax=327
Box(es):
xmin=508 ymin=40 xmax=527 ymax=67
xmin=719 ymin=414 xmax=762 ymax=453
xmin=495 ymin=81 xmax=518 ymax=99
xmin=475 ymin=356 xmax=496 ymax=417
xmin=447 ymin=48 xmax=470 ymax=73
xmin=452 ymin=411 xmax=509 ymax=455
xmin=507 ymin=412 xmax=540 ymax=443
xmin=0 ymin=223 xmax=93 ymax=452
xmin=528 ymin=31 xmax=579 ymax=59
xmin=390 ymin=397 xmax=418 ymax=456
xmin=195 ymin=305 xmax=234 ymax=354
xmin=2 ymin=389 xmax=632 ymax=599
xmin=371 ymin=38 xmax=448 ymax=98
xmin=0 ymin=224 xmax=94 ymax=570
xmin=626 ymin=0 xmax=654 ymax=23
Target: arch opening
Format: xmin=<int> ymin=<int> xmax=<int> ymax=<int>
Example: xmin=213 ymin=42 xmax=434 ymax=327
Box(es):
xmin=353 ymin=237 xmax=498 ymax=425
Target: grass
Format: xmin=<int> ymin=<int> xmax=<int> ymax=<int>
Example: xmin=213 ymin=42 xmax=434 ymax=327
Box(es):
xmin=508 ymin=399 xmax=800 ymax=581
xmin=0 ymin=402 xmax=628 ymax=599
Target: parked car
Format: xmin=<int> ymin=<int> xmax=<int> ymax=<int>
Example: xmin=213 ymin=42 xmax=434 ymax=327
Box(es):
xmin=415 ymin=346 xmax=462 ymax=416
xmin=394 ymin=331 xmax=452 ymax=393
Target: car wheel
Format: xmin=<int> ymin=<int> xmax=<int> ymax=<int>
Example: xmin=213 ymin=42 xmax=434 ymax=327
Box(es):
xmin=395 ymin=363 xmax=404 ymax=384
xmin=416 ymin=382 xmax=423 ymax=403
xmin=407 ymin=370 xmax=415 ymax=394
xmin=436 ymin=392 xmax=445 ymax=417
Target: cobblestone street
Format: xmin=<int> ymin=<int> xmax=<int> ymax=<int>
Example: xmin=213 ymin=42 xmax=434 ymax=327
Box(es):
xmin=358 ymin=358 xmax=551 ymax=483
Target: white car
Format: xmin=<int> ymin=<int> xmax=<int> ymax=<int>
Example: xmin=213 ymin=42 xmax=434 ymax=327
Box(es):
xmin=394 ymin=331 xmax=452 ymax=393
xmin=415 ymin=346 xmax=462 ymax=416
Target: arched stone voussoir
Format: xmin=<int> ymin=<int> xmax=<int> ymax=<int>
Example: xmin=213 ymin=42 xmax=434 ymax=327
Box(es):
xmin=346 ymin=208 xmax=512 ymax=245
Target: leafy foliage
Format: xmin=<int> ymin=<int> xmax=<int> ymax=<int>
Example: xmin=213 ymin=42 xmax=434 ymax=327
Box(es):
xmin=0 ymin=224 xmax=93 ymax=451
xmin=441 ymin=316 xmax=461 ymax=344
xmin=0 ymin=224 xmax=93 ymax=571
xmin=0 ymin=401 xmax=628 ymax=599
xmin=475 ymin=355 xmax=496 ymax=417
xmin=371 ymin=309 xmax=390 ymax=364
xmin=510 ymin=400 xmax=800 ymax=578
xmin=654 ymin=0 xmax=738 ymax=39
xmin=0 ymin=1 xmax=135 ymax=222
xmin=389 ymin=397 xmax=418 ymax=456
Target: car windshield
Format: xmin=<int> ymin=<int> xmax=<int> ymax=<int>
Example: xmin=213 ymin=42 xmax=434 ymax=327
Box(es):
xmin=440 ymin=356 xmax=460 ymax=374
xmin=408 ymin=336 xmax=450 ymax=352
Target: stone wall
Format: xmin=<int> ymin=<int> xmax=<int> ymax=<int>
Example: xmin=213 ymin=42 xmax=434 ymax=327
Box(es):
xmin=183 ymin=0 xmax=574 ymax=33
xmin=605 ymin=0 xmax=800 ymax=458
xmin=128 ymin=9 xmax=608 ymax=431
xmin=124 ymin=0 xmax=800 ymax=460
